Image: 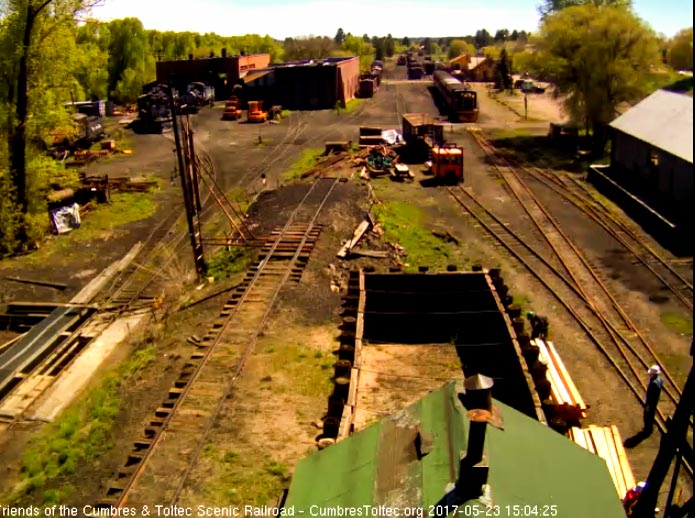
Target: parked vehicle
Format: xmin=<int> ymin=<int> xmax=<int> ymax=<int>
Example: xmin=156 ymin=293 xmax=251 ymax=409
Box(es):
xmin=515 ymin=79 xmax=546 ymax=93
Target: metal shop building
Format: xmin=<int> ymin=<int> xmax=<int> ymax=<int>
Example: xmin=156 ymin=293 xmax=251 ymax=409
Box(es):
xmin=283 ymin=381 xmax=626 ymax=516
xmin=592 ymin=90 xmax=693 ymax=247
xmin=242 ymin=56 xmax=360 ymax=110
xmin=155 ymin=52 xmax=270 ymax=100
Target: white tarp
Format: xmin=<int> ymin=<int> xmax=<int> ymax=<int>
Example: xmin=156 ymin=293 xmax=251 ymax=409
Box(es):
xmin=50 ymin=203 xmax=81 ymax=234
xmin=381 ymin=129 xmax=403 ymax=145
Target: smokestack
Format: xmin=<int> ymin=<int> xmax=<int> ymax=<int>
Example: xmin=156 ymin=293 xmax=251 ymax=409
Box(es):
xmin=456 ymin=374 xmax=493 ymax=500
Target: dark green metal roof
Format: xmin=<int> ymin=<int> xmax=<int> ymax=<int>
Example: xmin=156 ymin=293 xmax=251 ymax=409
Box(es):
xmin=285 ymin=382 xmax=624 ymax=517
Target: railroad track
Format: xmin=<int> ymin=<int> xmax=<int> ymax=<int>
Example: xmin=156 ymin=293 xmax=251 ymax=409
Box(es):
xmin=529 ymin=166 xmax=693 ymax=313
xmin=484 ymin=139 xmax=692 ymax=313
xmin=452 ymin=131 xmax=692 ymax=475
xmin=98 ymin=174 xmax=343 ymax=508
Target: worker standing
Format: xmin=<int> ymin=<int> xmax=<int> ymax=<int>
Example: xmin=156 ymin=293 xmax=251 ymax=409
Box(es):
xmin=642 ymin=365 xmax=664 ymax=435
xmin=526 ymin=311 xmax=549 ymax=341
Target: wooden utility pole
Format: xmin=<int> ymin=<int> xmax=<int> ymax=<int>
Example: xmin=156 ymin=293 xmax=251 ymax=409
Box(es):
xmin=168 ymin=81 xmax=207 ymax=278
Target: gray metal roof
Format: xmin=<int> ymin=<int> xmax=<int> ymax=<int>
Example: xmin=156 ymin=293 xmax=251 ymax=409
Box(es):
xmin=610 ymin=90 xmax=693 ymax=164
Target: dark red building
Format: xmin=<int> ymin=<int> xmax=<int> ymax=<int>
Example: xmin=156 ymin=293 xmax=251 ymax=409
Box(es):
xmin=155 ymin=53 xmax=270 ymax=100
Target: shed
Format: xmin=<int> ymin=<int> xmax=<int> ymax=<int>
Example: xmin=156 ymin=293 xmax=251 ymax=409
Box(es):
xmin=284 ymin=381 xmax=626 ymax=516
xmin=608 ymin=89 xmax=693 ymax=230
xmin=243 ymin=56 xmax=359 ymax=110
xmin=466 ymin=57 xmax=496 ymax=82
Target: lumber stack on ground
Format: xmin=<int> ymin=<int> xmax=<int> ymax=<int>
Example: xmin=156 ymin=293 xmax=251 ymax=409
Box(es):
xmin=569 ymin=425 xmax=636 ymax=498
xmin=535 ymin=338 xmax=588 ymax=422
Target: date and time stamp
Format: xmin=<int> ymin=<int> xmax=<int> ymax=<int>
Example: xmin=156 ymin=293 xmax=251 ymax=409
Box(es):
xmin=424 ymin=504 xmax=559 ymax=517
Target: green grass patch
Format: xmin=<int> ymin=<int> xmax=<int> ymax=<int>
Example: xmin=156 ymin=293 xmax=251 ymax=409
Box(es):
xmin=10 ymin=191 xmax=158 ymax=267
xmin=642 ymin=69 xmax=686 ymax=95
xmin=206 ymin=246 xmax=253 ymax=280
xmin=661 ymin=312 xmax=693 ymax=336
xmin=204 ymin=451 xmax=291 ymax=505
xmin=8 ymin=345 xmax=157 ymax=504
xmin=487 ymin=128 xmax=535 ymax=140
xmin=283 ymin=147 xmax=324 ymax=181
xmin=266 ymin=343 xmax=334 ymax=397
xmin=342 ymin=98 xmax=364 ymax=113
xmin=372 ymin=201 xmax=453 ymax=271
xmin=512 ymin=294 xmax=532 ymax=308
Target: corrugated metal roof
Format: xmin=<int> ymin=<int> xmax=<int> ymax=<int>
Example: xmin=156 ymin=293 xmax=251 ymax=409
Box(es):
xmin=610 ymin=90 xmax=693 ymax=164
xmin=469 ymin=57 xmax=489 ymax=70
xmin=284 ymin=382 xmax=626 ymax=516
xmin=242 ymin=69 xmax=271 ymax=84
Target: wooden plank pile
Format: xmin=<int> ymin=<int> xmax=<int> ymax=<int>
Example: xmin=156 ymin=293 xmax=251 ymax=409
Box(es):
xmin=358 ymin=126 xmax=383 ymax=147
xmin=569 ymin=425 xmax=635 ymax=498
xmin=108 ymin=176 xmax=159 ymax=193
xmin=535 ymin=338 xmax=588 ymax=422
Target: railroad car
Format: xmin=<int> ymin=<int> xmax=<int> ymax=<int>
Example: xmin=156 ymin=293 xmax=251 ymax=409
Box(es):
xmin=432 ymin=70 xmax=479 ymax=123
xmin=428 ymin=144 xmax=464 ymax=183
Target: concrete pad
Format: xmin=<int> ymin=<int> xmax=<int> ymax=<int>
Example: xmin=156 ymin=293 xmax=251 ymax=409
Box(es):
xmin=27 ymin=312 xmax=150 ymax=422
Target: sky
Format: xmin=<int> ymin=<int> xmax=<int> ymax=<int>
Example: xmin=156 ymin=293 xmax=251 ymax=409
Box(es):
xmin=88 ymin=0 xmax=693 ymax=40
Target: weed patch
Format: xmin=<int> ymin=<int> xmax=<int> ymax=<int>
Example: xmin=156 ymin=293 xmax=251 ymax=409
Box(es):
xmin=207 ymin=246 xmax=253 ymax=280
xmin=661 ymin=312 xmax=693 ymax=336
xmin=7 ymin=345 xmax=157 ymax=504
xmin=265 ymin=343 xmax=334 ymax=397
xmin=342 ymin=98 xmax=364 ymax=113
xmin=372 ymin=201 xmax=454 ymax=271
xmin=283 ymin=148 xmax=324 ymax=182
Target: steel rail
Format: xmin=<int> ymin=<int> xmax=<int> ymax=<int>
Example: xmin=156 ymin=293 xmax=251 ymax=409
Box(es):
xmin=109 ymin=175 xmax=342 ymax=507
xmin=446 ymin=186 xmax=693 ymax=477
xmin=472 ymin=131 xmax=688 ymax=404
xmin=167 ymin=176 xmax=342 ymax=504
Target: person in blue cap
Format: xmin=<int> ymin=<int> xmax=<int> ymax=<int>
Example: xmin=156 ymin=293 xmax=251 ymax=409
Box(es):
xmin=642 ymin=365 xmax=663 ymax=435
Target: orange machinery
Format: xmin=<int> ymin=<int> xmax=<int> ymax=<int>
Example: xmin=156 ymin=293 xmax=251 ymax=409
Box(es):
xmin=426 ymin=144 xmax=464 ymax=183
xmin=247 ymin=100 xmax=267 ymax=123
xmin=222 ymin=96 xmax=242 ymax=120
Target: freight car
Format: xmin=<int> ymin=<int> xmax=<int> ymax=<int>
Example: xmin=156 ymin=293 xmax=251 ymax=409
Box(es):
xmin=432 ymin=70 xmax=479 ymax=122
xmin=52 ymin=101 xmax=105 ymax=150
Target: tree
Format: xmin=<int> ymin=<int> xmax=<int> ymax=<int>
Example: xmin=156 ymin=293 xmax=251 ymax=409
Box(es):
xmin=538 ymin=0 xmax=631 ymax=17
xmin=448 ymin=39 xmax=475 ymax=59
xmin=534 ymin=4 xmax=659 ymax=153
xmin=668 ymin=28 xmax=693 ymax=71
xmin=401 ymin=36 xmax=410 ymax=47
xmin=283 ymin=36 xmax=335 ymax=61
xmin=374 ymin=38 xmax=385 ymax=61
xmin=494 ymin=29 xmax=510 ymax=42
xmin=385 ymin=34 xmax=395 ymax=57
xmin=495 ymin=48 xmax=513 ymax=90
xmin=362 ymin=33 xmax=370 ymax=43
xmin=474 ymin=29 xmax=492 ymax=48
xmin=2 ymin=0 xmax=100 ymax=250
xmin=334 ymin=28 xmax=345 ymax=45
xmin=107 ymin=18 xmax=155 ymax=103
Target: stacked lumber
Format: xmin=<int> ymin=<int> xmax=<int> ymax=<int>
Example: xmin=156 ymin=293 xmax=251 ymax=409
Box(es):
xmin=569 ymin=425 xmax=635 ymax=498
xmin=535 ymin=338 xmax=588 ymax=422
xmin=359 ymin=126 xmax=383 ymax=147
xmin=108 ymin=176 xmax=158 ymax=192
